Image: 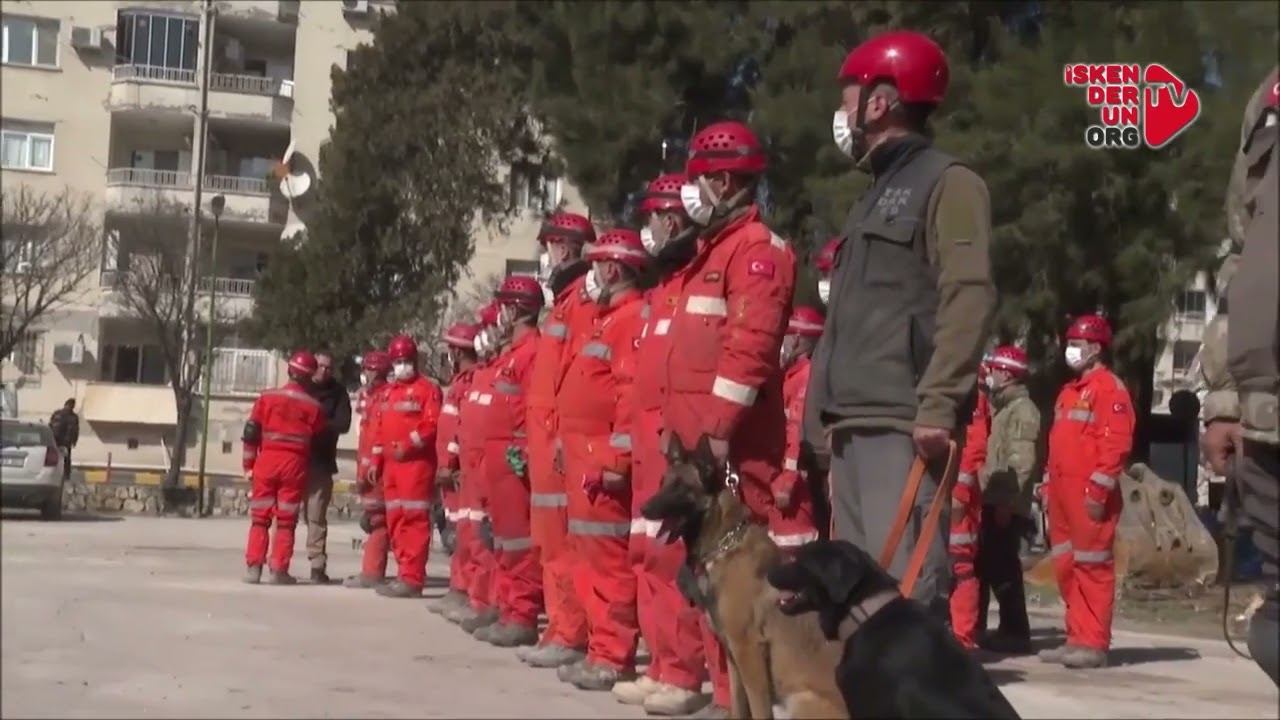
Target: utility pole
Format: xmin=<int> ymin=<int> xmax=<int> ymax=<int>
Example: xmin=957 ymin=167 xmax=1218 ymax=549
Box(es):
xmin=181 ymin=0 xmax=215 ymax=502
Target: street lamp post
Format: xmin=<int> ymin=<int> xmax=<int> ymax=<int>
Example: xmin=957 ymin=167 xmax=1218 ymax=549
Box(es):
xmin=196 ymin=193 xmax=226 ymax=517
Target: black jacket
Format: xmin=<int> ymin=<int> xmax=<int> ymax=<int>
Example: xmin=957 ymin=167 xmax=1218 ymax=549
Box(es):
xmin=309 ymin=380 xmax=352 ymax=474
xmin=49 ymin=408 xmax=80 ymax=447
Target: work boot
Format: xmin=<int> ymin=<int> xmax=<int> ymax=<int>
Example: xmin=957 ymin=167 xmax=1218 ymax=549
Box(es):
xmin=557 ymin=659 xmax=586 ymax=683
xmin=243 ymin=564 xmax=263 ymax=585
xmin=267 ymin=570 xmax=297 ymax=586
xmin=486 ymin=623 xmax=539 ymax=648
xmin=612 ymin=675 xmax=662 ymax=705
xmin=428 ymin=590 xmax=467 ymax=614
xmin=375 ymin=579 xmax=423 ymax=598
xmin=445 ymin=604 xmax=479 ymax=625
xmin=980 ymin=630 xmax=1033 ymax=655
xmin=686 ymin=703 xmax=729 ymax=719
xmin=310 ymin=568 xmax=333 ymax=585
xmin=524 ymin=643 xmax=585 ymax=668
xmin=1061 ymin=646 xmax=1108 ymax=669
xmin=1037 ymin=643 xmax=1076 ymax=664
xmin=342 ymin=574 xmax=384 ymax=589
xmin=570 ymin=662 xmax=634 ymax=692
xmin=643 ymin=686 xmax=709 ymax=716
xmin=460 ymin=607 xmax=499 ymax=635
xmin=473 ymin=623 xmax=497 ymax=642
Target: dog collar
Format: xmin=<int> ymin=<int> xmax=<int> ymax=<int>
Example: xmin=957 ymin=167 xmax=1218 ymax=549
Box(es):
xmin=696 ymin=517 xmax=752 ymax=572
xmin=843 ymin=588 xmax=900 ymax=634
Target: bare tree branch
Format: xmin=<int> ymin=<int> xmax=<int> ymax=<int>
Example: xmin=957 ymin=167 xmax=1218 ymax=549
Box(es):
xmin=1 ymin=184 xmax=101 ymax=360
xmin=420 ymin=272 xmax=503 ymax=382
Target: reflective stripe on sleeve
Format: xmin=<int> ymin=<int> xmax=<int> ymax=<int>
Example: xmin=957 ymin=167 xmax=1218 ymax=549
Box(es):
xmin=783 ymin=458 xmax=798 ymax=471
xmin=711 ymin=376 xmax=758 ymax=406
xmin=582 ymin=342 xmax=611 ymax=360
xmin=1089 ymin=471 xmax=1116 ymax=489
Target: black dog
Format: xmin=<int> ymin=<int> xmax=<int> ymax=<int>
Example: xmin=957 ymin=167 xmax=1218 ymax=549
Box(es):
xmin=768 ymin=540 xmax=1022 ymax=720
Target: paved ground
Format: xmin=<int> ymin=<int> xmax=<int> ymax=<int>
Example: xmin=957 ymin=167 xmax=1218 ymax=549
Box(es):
xmin=1 ymin=513 xmax=1276 ymax=719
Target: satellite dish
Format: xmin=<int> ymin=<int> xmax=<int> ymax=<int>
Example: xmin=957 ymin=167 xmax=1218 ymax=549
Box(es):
xmin=281 ymin=222 xmax=307 ymax=242
xmin=279 ymin=172 xmax=312 ymax=199
xmin=281 ymin=137 xmax=297 ymax=164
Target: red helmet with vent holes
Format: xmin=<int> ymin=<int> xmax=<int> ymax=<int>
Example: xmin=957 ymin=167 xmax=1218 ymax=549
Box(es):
xmin=495 ymin=275 xmax=544 ymax=312
xmin=815 ymin=237 xmax=842 ymax=273
xmin=585 ymin=229 xmax=650 ymax=269
xmin=987 ymin=345 xmax=1029 ymax=378
xmin=538 ymin=212 xmax=595 ymax=246
xmin=287 ymin=350 xmax=317 ymax=378
xmin=787 ymin=306 xmax=826 ymax=338
xmin=444 ymin=323 xmax=479 ymax=350
xmin=387 ymin=335 xmax=419 ymax=362
xmin=685 ymin=121 xmax=767 ymax=178
xmin=1065 ymin=314 xmax=1113 ymax=345
xmin=639 ymin=173 xmax=687 ymax=216
xmin=839 ymin=31 xmax=949 ymax=106
xmin=361 ymin=350 xmax=390 ymax=374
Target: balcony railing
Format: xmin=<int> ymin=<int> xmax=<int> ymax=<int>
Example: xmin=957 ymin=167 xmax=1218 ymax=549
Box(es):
xmin=210 ymin=72 xmax=277 ymax=96
xmin=198 ymin=276 xmax=256 ymax=297
xmin=112 ymin=64 xmax=197 ymax=85
xmin=204 ymin=174 xmax=270 ymax=196
xmin=106 ymin=167 xmax=193 ymax=189
xmin=206 ymin=348 xmax=278 ymax=396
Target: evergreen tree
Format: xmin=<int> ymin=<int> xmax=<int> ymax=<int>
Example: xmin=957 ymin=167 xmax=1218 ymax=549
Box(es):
xmin=247 ymin=2 xmax=531 ymax=356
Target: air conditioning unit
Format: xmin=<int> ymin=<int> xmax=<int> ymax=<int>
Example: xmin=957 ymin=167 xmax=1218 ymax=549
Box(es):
xmin=277 ymin=79 xmax=295 ymax=99
xmin=342 ymin=0 xmax=371 ymax=15
xmin=71 ymin=26 xmax=104 ymax=51
xmin=52 ymin=342 xmax=85 ymax=365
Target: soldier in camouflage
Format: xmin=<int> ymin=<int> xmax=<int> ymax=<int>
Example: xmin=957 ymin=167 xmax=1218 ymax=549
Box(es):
xmin=1200 ymin=67 xmax=1279 ymax=688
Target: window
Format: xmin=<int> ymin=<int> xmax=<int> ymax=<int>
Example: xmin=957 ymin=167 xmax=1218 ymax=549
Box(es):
xmin=1172 ymin=340 xmax=1201 ymax=373
xmin=1174 ymin=289 xmax=1207 ymax=318
xmin=509 ymin=164 xmax=561 ymax=213
xmin=115 ymin=12 xmax=197 ymax=71
xmin=0 ymin=120 xmax=54 ymax=171
xmin=2 ymin=16 xmax=59 ymax=67
xmin=504 ymin=259 xmax=540 ymax=278
xmin=100 ymin=344 xmax=168 ymax=385
xmin=4 ymin=330 xmax=44 ymax=385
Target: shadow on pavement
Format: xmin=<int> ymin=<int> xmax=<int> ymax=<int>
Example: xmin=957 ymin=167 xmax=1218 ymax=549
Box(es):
xmin=1 ymin=510 xmax=122 ymax=523
xmin=1108 ymin=645 xmax=1201 ymax=667
xmin=987 ymin=667 xmax=1028 ymax=686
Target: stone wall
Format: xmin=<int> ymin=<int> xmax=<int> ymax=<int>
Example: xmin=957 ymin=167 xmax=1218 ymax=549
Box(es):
xmin=61 ymin=468 xmax=361 ymax=518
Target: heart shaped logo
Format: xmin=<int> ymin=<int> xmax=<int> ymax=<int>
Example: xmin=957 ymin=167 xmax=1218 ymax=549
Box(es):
xmin=1142 ymin=63 xmax=1201 ymax=150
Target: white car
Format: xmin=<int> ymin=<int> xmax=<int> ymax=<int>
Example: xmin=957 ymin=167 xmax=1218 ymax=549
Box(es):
xmin=0 ymin=418 xmax=66 ymax=520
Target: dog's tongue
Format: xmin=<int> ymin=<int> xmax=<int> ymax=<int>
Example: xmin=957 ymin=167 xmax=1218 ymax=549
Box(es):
xmin=776 ymin=590 xmax=800 ymax=612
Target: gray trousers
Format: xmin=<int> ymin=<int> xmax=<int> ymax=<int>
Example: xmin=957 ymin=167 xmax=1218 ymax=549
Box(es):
xmin=829 ymin=427 xmax=951 ymax=612
xmin=305 ymin=469 xmax=334 ymax=571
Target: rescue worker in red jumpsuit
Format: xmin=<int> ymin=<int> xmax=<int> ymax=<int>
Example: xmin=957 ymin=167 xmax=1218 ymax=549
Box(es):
xmin=369 ymin=335 xmax=444 ymax=598
xmin=613 ymin=173 xmax=709 ymax=715
xmin=475 ymin=276 xmax=546 ymax=647
xmin=951 ymin=355 xmax=992 ymax=647
xmin=813 ymin=237 xmax=840 ymax=308
xmin=769 ymin=306 xmax=824 ymax=552
xmin=429 ymin=323 xmax=481 ymax=614
xmin=448 ymin=301 xmax=506 ymax=629
xmin=520 ymin=212 xmax=598 ymax=669
xmin=555 ymin=229 xmax=650 ymax=691
xmin=345 ymin=350 xmax=392 ymax=588
xmin=659 ymin=121 xmax=798 ymax=718
xmin=242 ymin=351 xmax=327 ymax=585
xmin=1040 ymin=314 xmax=1134 ymax=669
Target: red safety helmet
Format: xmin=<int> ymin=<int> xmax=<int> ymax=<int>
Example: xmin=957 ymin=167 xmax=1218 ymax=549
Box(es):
xmin=444 ymin=322 xmax=479 ymax=350
xmin=638 ymin=173 xmax=687 ymax=216
xmin=987 ymin=345 xmax=1029 ymax=378
xmin=478 ymin=301 xmax=501 ymax=327
xmin=685 ymin=121 xmax=767 ymax=178
xmin=538 ymin=212 xmax=596 ymax=246
xmin=1267 ymin=73 xmax=1279 ymax=108
xmin=287 ymin=350 xmax=317 ymax=378
xmin=495 ymin=274 xmax=545 ymax=312
xmin=787 ymin=306 xmax=826 ymax=338
xmin=387 ymin=335 xmax=419 ymax=362
xmin=361 ymin=350 xmax=390 ymax=374
xmin=815 ymin=237 xmax=842 ymax=273
xmin=585 ymin=228 xmax=650 ymax=269
xmin=839 ymin=31 xmax=949 ymax=106
xmin=1065 ymin=314 xmax=1113 ymax=345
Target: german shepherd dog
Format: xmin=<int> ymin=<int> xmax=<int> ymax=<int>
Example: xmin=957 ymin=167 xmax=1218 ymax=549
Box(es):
xmin=768 ymin=540 xmax=1022 ymax=720
xmin=640 ymin=434 xmax=848 ymax=719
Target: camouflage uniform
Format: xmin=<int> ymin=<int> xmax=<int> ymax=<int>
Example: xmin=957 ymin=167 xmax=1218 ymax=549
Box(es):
xmin=1201 ymin=68 xmax=1279 ymax=688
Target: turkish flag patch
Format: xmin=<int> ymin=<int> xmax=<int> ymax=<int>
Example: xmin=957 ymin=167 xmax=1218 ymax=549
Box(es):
xmin=747 ymin=259 xmax=775 ymax=278
xmin=1113 ymin=402 xmax=1126 ymax=413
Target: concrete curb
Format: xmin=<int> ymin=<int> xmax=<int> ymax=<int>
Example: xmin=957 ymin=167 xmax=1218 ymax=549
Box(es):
xmin=69 ymin=468 xmax=357 ymax=494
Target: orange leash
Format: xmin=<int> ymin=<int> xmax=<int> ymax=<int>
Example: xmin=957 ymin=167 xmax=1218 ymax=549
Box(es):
xmin=877 ymin=441 xmax=958 ymax=598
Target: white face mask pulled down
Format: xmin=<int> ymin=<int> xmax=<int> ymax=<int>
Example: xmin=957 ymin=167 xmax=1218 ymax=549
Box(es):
xmin=817 ymin=279 xmax=831 ymax=304
xmin=680 ymin=182 xmax=715 ymax=226
xmin=832 ymin=110 xmax=855 ymax=158
xmin=391 ymin=361 xmax=416 ymax=382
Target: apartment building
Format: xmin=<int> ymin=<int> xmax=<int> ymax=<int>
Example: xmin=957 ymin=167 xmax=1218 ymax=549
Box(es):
xmin=1150 ymin=271 xmax=1216 ymax=416
xmin=1 ymin=0 xmax=579 ymax=476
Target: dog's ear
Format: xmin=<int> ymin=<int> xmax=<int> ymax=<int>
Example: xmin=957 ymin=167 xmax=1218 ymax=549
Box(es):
xmin=692 ymin=434 xmax=721 ymax=483
xmin=808 ymin=542 xmax=865 ymax=607
xmin=665 ymin=433 xmax=689 ymax=467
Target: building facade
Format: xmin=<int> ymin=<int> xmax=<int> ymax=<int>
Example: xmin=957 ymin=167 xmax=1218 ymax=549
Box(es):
xmin=1 ymin=0 xmax=578 ymax=477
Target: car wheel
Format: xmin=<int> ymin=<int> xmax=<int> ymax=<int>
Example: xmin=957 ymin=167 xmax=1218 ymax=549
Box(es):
xmin=40 ymin=485 xmax=63 ymax=521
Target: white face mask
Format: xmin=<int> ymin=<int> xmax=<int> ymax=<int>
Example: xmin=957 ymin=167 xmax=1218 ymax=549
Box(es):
xmin=817 ymin=279 xmax=831 ymax=304
xmin=538 ymin=252 xmax=556 ymax=305
xmin=983 ymin=373 xmax=998 ymax=390
xmin=680 ymin=182 xmax=713 ymax=226
xmin=832 ymin=110 xmax=854 ymax=158
xmin=473 ymin=333 xmax=486 ymax=356
xmin=584 ymin=266 xmax=602 ymax=301
xmin=640 ymin=227 xmax=659 ymax=254
xmin=360 ymin=372 xmax=371 ymax=387
xmin=1064 ymin=346 xmax=1086 ymax=370
xmin=391 ymin=361 xmax=415 ymax=381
